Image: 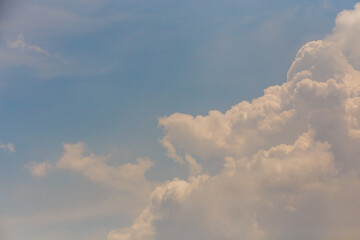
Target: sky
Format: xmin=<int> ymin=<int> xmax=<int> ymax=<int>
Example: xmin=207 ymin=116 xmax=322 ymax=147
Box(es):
xmin=1 ymin=0 xmax=360 ymax=239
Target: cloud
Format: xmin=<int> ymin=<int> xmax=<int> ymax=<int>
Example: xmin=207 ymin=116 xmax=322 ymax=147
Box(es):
xmin=108 ymin=3 xmax=360 ymax=240
xmin=27 ymin=161 xmax=53 ymax=177
xmin=0 ymin=1 xmax=132 ymax=79
xmin=0 ymin=143 xmax=15 ymax=153
xmin=7 ymin=34 xmax=68 ymax=63
xmin=29 ymin=142 xmax=157 ymax=198
xmin=8 ymin=34 xmax=51 ymax=56
xmin=0 ymin=34 xmax=69 ymax=78
xmin=107 ymin=176 xmax=208 ymax=240
xmin=109 ymin=131 xmax=339 ymax=240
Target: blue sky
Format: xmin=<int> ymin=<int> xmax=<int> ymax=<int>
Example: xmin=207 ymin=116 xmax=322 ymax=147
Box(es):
xmin=1 ymin=0 xmax=360 ymax=239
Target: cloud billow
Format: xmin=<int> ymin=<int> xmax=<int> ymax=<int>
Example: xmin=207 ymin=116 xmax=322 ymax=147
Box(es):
xmin=108 ymin=3 xmax=360 ymax=240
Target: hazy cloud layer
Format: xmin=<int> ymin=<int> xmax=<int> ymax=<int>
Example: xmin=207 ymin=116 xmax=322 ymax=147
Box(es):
xmin=0 ymin=1 xmax=131 ymax=79
xmin=108 ymin=3 xmax=360 ymax=240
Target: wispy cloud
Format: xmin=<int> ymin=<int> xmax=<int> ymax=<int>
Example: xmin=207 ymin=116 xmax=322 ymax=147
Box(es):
xmin=8 ymin=34 xmax=51 ymax=56
xmin=0 ymin=143 xmax=15 ymax=153
xmin=7 ymin=34 xmax=68 ymax=64
xmin=0 ymin=34 xmax=69 ymax=78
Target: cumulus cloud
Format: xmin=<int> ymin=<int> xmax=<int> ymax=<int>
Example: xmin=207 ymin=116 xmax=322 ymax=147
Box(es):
xmin=29 ymin=142 xmax=157 ymax=198
xmin=56 ymin=142 xmax=156 ymax=197
xmin=0 ymin=143 xmax=14 ymax=153
xmin=108 ymin=3 xmax=360 ymax=240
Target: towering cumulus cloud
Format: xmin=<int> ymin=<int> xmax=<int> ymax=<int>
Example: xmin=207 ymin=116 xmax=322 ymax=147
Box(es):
xmin=108 ymin=3 xmax=360 ymax=240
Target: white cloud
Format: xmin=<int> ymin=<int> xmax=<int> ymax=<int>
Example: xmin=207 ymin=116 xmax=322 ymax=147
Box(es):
xmin=8 ymin=34 xmax=51 ymax=56
xmin=29 ymin=142 xmax=158 ymax=199
xmin=27 ymin=161 xmax=53 ymax=177
xmin=24 ymin=141 xmax=160 ymax=240
xmin=56 ymin=142 xmax=155 ymax=195
xmin=328 ymin=2 xmax=360 ymax=70
xmin=109 ymin=131 xmax=338 ymax=240
xmin=0 ymin=34 xmax=69 ymax=78
xmin=108 ymin=3 xmax=360 ymax=240
xmin=107 ymin=176 xmax=208 ymax=240
xmin=0 ymin=143 xmax=15 ymax=153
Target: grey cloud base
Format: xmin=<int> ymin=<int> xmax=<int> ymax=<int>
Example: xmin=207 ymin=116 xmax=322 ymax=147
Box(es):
xmin=107 ymin=3 xmax=360 ymax=240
